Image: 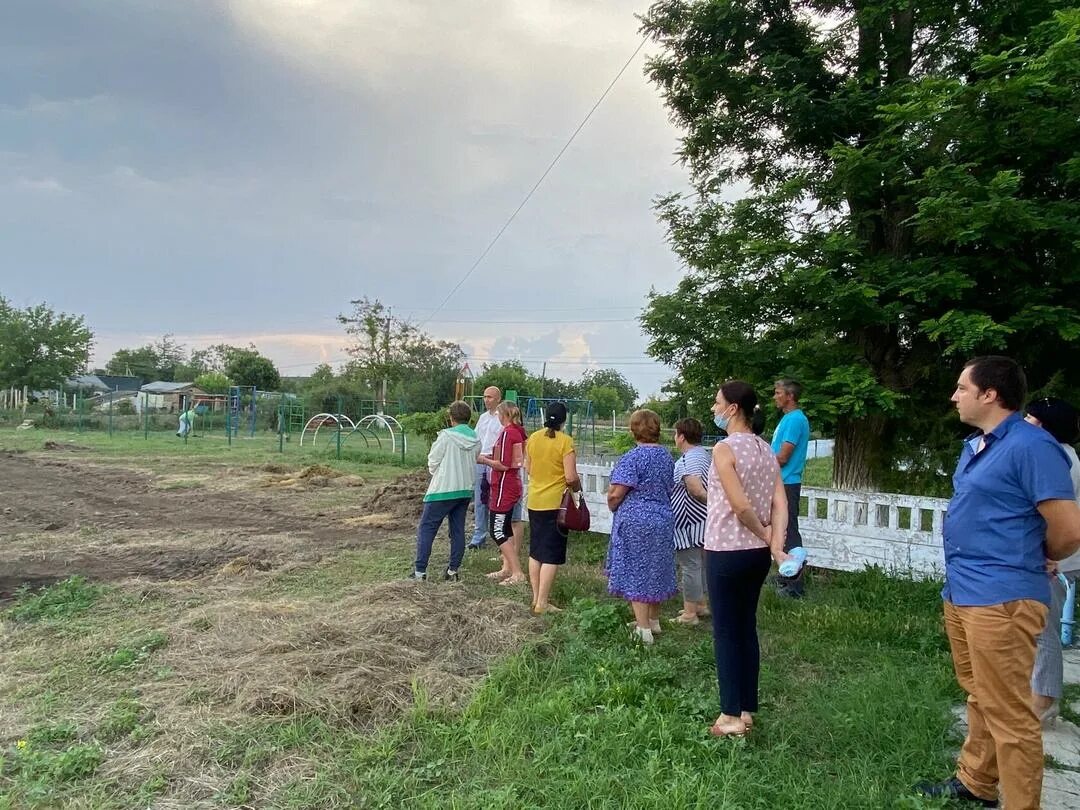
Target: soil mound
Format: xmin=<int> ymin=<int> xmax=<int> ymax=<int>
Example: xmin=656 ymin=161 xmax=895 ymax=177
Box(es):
xmin=362 ymin=470 xmax=430 ymax=523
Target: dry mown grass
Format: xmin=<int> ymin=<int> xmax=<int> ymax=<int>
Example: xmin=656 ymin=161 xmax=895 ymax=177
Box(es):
xmin=2 ymin=568 xmax=538 ymax=807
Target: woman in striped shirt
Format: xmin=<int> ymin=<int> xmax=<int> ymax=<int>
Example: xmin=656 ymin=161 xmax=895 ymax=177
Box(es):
xmin=671 ymin=417 xmax=711 ymax=625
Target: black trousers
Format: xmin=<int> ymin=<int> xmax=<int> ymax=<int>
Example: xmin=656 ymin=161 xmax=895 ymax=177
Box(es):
xmin=705 ymin=547 xmax=772 ymax=716
xmin=777 ymin=483 xmax=805 ymax=594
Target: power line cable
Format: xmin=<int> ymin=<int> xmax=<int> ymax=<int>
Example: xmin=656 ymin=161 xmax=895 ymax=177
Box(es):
xmin=417 ymin=34 xmax=649 ymax=329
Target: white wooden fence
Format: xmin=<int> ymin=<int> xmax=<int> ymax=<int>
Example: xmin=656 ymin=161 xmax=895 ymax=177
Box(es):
xmin=572 ymin=461 xmax=948 ymax=579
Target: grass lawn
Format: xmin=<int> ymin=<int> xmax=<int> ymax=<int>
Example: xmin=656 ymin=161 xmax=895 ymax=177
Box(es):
xmin=0 ymin=431 xmax=960 ymax=809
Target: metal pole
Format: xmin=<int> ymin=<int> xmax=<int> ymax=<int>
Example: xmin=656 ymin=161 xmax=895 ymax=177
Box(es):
xmin=336 ymin=395 xmax=342 ymax=460
xmin=143 ymin=393 xmax=149 ymax=440
xmin=278 ymin=395 xmax=285 ymax=454
xmin=108 ymin=393 xmax=114 ymax=438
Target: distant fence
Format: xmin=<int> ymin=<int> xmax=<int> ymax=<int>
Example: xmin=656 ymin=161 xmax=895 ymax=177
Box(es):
xmin=568 ymin=461 xmax=946 ymax=578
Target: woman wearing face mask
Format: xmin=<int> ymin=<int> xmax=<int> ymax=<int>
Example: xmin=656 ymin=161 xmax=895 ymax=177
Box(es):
xmin=1025 ymin=397 xmax=1080 ymax=725
xmin=704 ymin=380 xmax=792 ymax=737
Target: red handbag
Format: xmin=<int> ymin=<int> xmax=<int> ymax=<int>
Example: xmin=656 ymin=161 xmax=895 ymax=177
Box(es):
xmin=557 ymin=488 xmax=591 ymax=532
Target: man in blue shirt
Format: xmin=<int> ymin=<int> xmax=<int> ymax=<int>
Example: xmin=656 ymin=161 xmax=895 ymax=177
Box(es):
xmin=771 ymin=379 xmax=810 ymax=597
xmin=915 ymin=357 xmax=1080 ymax=810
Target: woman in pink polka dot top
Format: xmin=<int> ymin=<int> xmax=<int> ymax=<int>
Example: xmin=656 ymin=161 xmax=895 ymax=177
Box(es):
xmin=704 ymin=380 xmax=793 ymax=739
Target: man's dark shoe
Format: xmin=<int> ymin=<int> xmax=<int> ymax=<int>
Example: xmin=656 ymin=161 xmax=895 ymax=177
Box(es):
xmin=913 ymin=777 xmax=997 ymax=807
xmin=443 ymin=569 xmax=459 ymax=582
xmin=467 ymin=543 xmax=485 ymax=551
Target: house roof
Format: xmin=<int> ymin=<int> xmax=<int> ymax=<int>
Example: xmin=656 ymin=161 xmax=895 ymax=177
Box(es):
xmin=141 ymin=381 xmax=197 ymax=394
xmin=96 ymin=375 xmax=143 ymax=392
xmin=68 ymin=374 xmax=143 ymax=392
xmin=87 ymin=390 xmax=140 ymax=404
xmin=68 ymin=374 xmax=108 ymax=391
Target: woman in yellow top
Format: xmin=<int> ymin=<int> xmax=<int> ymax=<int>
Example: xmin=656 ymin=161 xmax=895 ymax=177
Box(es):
xmin=525 ymin=402 xmax=582 ymax=615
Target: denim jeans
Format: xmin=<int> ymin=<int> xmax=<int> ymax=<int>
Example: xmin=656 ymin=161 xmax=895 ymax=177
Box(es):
xmin=470 ymin=463 xmax=489 ymax=546
xmin=414 ymin=497 xmax=470 ymax=574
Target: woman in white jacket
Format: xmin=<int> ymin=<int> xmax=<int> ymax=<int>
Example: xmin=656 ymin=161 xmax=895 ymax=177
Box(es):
xmin=412 ymin=401 xmax=480 ymax=582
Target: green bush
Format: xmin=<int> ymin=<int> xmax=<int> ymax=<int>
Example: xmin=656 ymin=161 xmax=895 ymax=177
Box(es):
xmin=607 ymin=431 xmax=636 ymax=455
xmin=95 ymin=631 xmax=169 ymax=674
xmin=399 ymin=410 xmax=449 ymax=447
xmin=7 ymin=577 xmax=105 ymax=622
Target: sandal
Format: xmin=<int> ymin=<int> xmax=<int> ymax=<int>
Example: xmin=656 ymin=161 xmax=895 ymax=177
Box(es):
xmin=485 ymin=570 xmax=511 ymax=581
xmin=709 ymin=718 xmax=748 ymax=738
xmin=671 ymin=613 xmax=700 ymax=625
xmin=499 ymin=575 xmax=527 ymax=587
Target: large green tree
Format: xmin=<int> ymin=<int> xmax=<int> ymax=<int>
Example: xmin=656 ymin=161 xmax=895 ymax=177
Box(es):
xmin=339 ymin=297 xmax=464 ymax=411
xmin=223 ymin=347 xmax=281 ymax=391
xmin=474 ymin=360 xmax=538 ymax=400
xmin=640 ymin=1 xmax=1080 ymax=489
xmin=105 ymin=334 xmax=186 ymax=382
xmin=579 ymin=369 xmax=638 ymax=412
xmin=0 ymin=297 xmax=94 ymax=391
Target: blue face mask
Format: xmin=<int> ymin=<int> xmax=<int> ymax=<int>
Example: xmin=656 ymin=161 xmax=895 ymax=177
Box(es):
xmin=714 ymin=411 xmax=730 ymax=431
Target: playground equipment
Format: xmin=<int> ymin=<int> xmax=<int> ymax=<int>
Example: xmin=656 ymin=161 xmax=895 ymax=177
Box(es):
xmin=357 ymin=414 xmax=407 ymax=454
xmin=300 ymin=413 xmax=356 ymax=446
xmin=299 ymin=412 xmax=408 ymax=456
xmin=523 ymin=397 xmax=594 ymax=438
xmin=455 ymin=363 xmax=474 ymax=402
xmin=226 ymin=385 xmax=258 ymax=438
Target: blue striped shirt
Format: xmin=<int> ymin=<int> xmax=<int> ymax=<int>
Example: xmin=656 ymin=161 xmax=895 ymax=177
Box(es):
xmin=672 ymin=445 xmax=710 ymax=549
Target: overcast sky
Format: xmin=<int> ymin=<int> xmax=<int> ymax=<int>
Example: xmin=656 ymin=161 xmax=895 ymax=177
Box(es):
xmin=0 ymin=0 xmax=692 ymax=398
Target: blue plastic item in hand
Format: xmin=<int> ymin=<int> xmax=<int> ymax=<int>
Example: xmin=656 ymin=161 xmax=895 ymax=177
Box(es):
xmin=778 ymin=547 xmax=807 ymax=578
xmin=1060 ymin=572 xmax=1075 ymax=647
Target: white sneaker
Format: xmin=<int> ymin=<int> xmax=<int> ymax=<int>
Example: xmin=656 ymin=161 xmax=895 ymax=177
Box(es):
xmin=630 ymin=625 xmax=654 ymax=645
xmin=649 ymin=619 xmax=662 ymax=634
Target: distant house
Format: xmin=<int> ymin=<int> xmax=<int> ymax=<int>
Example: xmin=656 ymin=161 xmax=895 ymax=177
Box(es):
xmin=140 ymin=382 xmax=208 ymax=412
xmin=85 ymin=389 xmax=143 ymax=412
xmin=68 ymin=374 xmax=144 ymax=394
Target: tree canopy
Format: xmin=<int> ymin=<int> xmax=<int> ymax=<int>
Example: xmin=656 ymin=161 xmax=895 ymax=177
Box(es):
xmin=640 ymin=1 xmax=1080 ymax=490
xmin=0 ymin=297 xmax=93 ymax=392
xmin=338 ymin=297 xmax=464 ymax=412
xmin=223 ymin=348 xmax=281 ymax=391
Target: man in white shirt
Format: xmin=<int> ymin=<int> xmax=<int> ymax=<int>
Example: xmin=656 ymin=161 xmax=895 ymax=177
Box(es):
xmin=469 ymin=386 xmax=503 ymax=550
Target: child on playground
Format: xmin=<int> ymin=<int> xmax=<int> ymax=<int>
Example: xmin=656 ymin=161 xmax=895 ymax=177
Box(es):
xmin=412 ymin=400 xmax=480 ymax=582
xmin=479 ymin=401 xmax=528 ymax=585
xmin=176 ymin=406 xmax=196 ymax=438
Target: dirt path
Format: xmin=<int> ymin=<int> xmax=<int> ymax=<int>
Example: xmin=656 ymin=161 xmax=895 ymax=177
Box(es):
xmin=0 ymin=452 xmax=418 ymax=597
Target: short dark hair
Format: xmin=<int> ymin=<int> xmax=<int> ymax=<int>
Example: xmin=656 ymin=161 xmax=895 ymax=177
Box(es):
xmin=673 ymin=417 xmax=703 ymax=445
xmin=964 ymin=356 xmax=1027 ymax=412
xmin=1027 ymin=397 xmax=1079 ymax=444
xmin=719 ymin=380 xmax=766 ymax=435
xmin=775 ymin=379 xmax=802 ymax=403
xmin=448 ymin=400 xmax=472 ymax=424
xmin=629 ymin=409 xmax=661 ymax=443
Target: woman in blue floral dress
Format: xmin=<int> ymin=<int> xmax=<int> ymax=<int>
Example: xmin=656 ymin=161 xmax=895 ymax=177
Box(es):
xmin=606 ymin=409 xmax=677 ymax=644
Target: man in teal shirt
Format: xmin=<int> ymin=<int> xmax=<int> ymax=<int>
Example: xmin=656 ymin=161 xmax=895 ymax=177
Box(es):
xmin=771 ymin=379 xmax=810 ymax=597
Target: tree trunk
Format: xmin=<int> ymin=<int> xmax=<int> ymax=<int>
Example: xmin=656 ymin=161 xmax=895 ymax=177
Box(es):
xmin=832 ymin=414 xmax=888 ymax=490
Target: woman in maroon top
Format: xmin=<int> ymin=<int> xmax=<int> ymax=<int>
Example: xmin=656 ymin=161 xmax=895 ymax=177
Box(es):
xmin=479 ymin=401 xmax=528 ymax=585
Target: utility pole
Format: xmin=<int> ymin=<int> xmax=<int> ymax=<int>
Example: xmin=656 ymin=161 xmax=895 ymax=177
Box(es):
xmin=539 ymin=362 xmax=546 ymax=399
xmin=379 ymin=309 xmax=391 ymax=413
